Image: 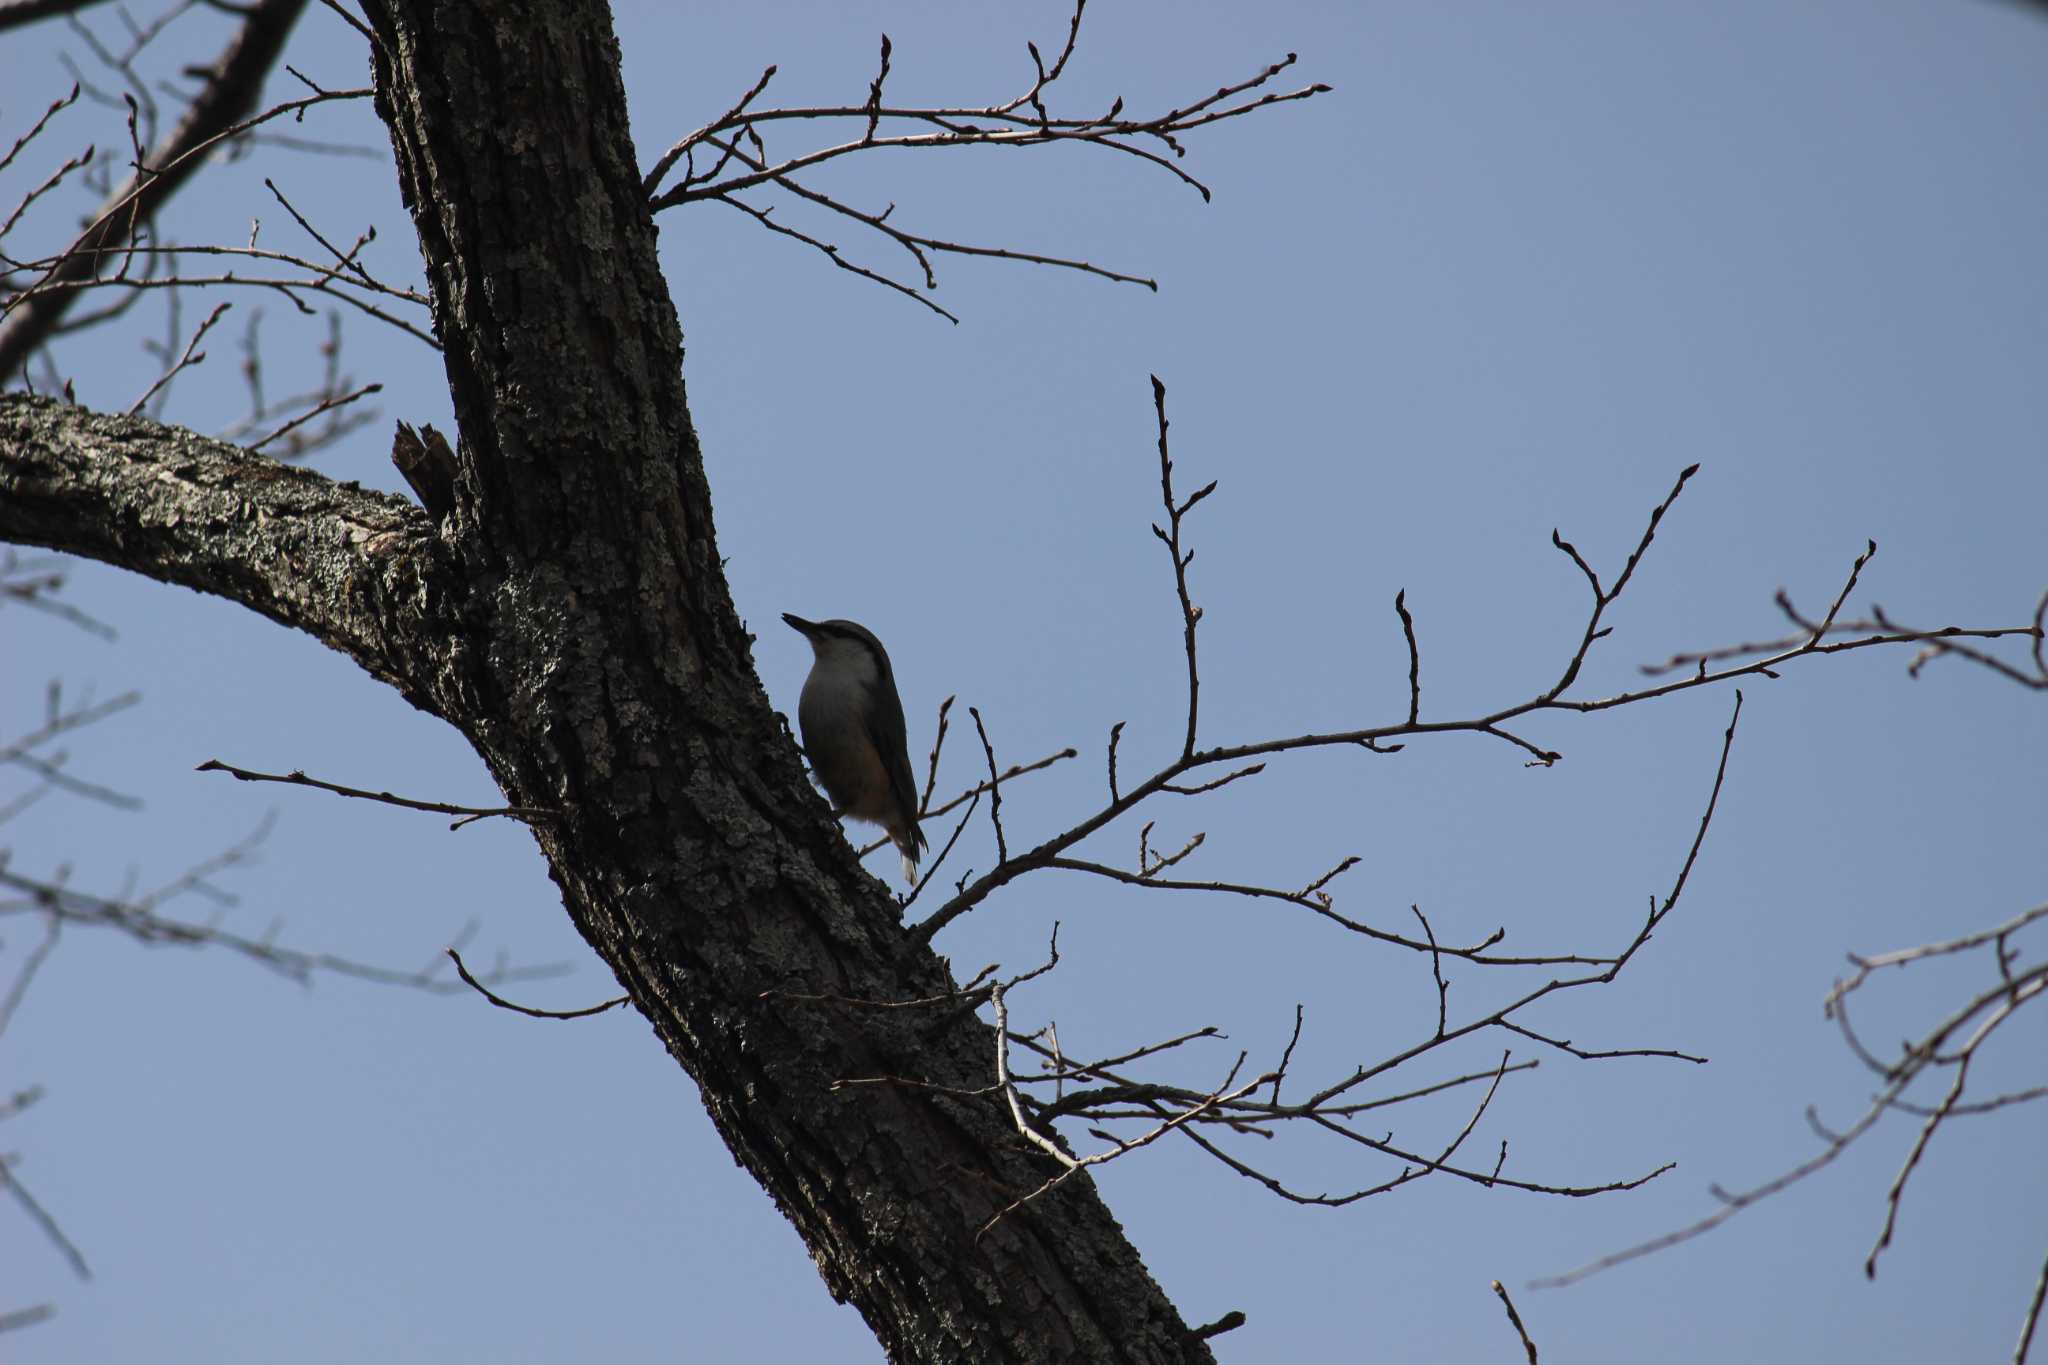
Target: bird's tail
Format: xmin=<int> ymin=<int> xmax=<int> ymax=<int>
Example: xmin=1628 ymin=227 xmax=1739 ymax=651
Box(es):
xmin=892 ymin=822 xmax=928 ymax=888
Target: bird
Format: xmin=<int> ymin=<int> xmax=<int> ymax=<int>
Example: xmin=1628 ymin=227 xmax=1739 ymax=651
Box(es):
xmin=783 ymin=613 xmax=928 ymax=885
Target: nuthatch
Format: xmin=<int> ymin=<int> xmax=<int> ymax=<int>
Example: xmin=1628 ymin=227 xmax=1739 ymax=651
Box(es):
xmin=783 ymin=613 xmax=929 ymax=885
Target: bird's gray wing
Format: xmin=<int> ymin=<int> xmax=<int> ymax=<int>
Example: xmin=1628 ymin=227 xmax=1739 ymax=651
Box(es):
xmin=866 ymin=674 xmax=927 ymax=854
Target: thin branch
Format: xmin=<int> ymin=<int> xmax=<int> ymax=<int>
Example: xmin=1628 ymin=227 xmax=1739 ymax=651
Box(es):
xmin=11 ymin=236 xmax=429 ymax=305
xmin=1 ymin=1161 xmax=88 ymax=1280
xmin=0 ymin=910 xmax=60 ymax=1038
xmin=0 ymin=1303 xmax=55 ymax=1334
xmin=2019 ymin=1242 xmax=2048 ymax=1365
xmin=862 ymin=34 xmax=891 ymax=143
xmin=652 ymin=44 xmax=1325 ymax=210
xmin=314 ymin=0 xmax=372 ymax=47
xmin=1640 ymin=597 xmax=2045 ymax=691
xmin=195 ymin=758 xmax=552 ymax=830
xmin=967 ymin=706 xmax=1008 ymax=864
xmin=1268 ymin=1004 xmax=1304 ymax=1106
xmin=887 ymin=743 xmax=1074 ymax=835
xmin=0 ymin=0 xmax=320 ymax=377
xmin=915 ymin=695 xmax=953 ymax=815
xmin=0 ymin=141 xmax=95 ymax=247
xmin=1537 ymin=899 xmax=2047 ymax=1294
xmin=245 ymin=378 xmax=378 ymax=452
xmin=0 ymin=854 xmax=564 ymax=994
xmin=1395 ymin=588 xmax=1421 ymax=724
xmin=711 ymin=194 xmax=959 ymax=324
xmin=0 ymin=1085 xmax=47 ymax=1122
xmin=1150 ymin=374 xmax=1208 ymax=760
xmin=0 ymin=688 xmax=140 ymax=766
xmin=260 ymin=176 xmax=382 ymax=290
xmin=696 ymin=131 xmax=1156 ymax=301
xmin=0 ymin=84 xmax=81 ymax=180
xmin=641 ymin=10 xmax=1325 ymax=315
xmin=7 ymin=258 xmax=438 ymax=349
xmin=899 ymin=788 xmax=978 ymax=912
xmin=1493 ymin=1280 xmax=1540 ymax=1364
xmin=1814 ymin=540 xmax=1876 ymax=641
xmin=1540 ymin=463 xmax=1699 ymax=705
xmin=126 ymin=297 xmax=228 ymax=414
xmin=447 ymin=949 xmax=627 ymax=1020
xmin=1412 ymin=903 xmax=1447 ymax=1038
xmin=980 ymin=976 xmax=1276 ymax=1235
xmin=639 ymin=62 xmax=775 ymax=197
xmin=909 ymin=429 xmax=2027 ymax=950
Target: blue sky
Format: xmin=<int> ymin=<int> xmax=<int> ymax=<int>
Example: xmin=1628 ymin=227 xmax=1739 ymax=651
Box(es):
xmin=4 ymin=3 xmax=2045 ymax=1361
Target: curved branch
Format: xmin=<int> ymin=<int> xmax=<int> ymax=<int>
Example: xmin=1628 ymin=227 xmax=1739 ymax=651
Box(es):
xmin=0 ymin=394 xmax=448 ymax=686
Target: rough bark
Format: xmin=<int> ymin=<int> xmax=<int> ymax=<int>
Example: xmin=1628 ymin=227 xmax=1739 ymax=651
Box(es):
xmin=1 ymin=2 xmax=1216 ymax=1360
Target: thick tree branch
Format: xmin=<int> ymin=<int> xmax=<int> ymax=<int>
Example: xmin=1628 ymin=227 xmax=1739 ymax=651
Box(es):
xmin=0 ymin=394 xmax=448 ymax=692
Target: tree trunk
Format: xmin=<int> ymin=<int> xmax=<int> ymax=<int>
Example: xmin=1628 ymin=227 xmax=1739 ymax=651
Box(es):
xmin=1 ymin=2 xmax=1213 ymax=1360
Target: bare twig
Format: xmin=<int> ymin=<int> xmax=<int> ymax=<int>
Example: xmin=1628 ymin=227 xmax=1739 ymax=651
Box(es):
xmin=1148 ymin=374 xmax=1211 ymax=760
xmin=1536 ymin=898 xmax=2047 ymax=1295
xmin=245 ymin=378 xmax=378 ymax=452
xmin=711 ymin=194 xmax=959 ymax=324
xmin=916 ymin=695 xmax=954 ymax=815
xmin=6 ymin=254 xmax=437 ymax=349
xmin=314 ymin=0 xmax=373 ymax=46
xmin=980 ymin=976 xmax=1276 ymax=1236
xmin=1493 ymin=1280 xmax=1540 ymax=1364
xmin=643 ymin=7 xmax=1327 ymax=316
xmin=967 ymin=706 xmax=1008 ymax=864
xmin=447 ymin=949 xmax=627 ymax=1021
xmin=0 ymin=687 xmax=140 ymax=766
xmin=951 ymin=690 xmax=1742 ymax=1216
xmin=1395 ymin=589 xmax=1421 ymax=724
xmin=911 ymin=394 xmax=2031 ymax=954
xmin=0 ymin=0 xmax=321 ymax=376
xmin=1640 ymin=591 xmax=2045 ymax=691
xmin=1413 ymin=903 xmax=1448 ymax=1038
xmin=0 ymin=1302 xmax=55 ymax=1333
xmin=858 ymin=740 xmax=1074 ymax=857
xmin=898 ymin=790 xmax=979 ymax=912
xmin=0 ymin=853 xmax=564 ymax=994
xmin=0 ymin=910 xmax=60 ymax=1038
xmin=2019 ymin=1243 xmax=2048 ymax=1365
xmin=0 ymin=84 xmax=81 ymax=181
xmin=127 ymin=297 xmax=228 ymax=414
xmin=195 ymin=758 xmax=552 ymax=830
xmin=1 ymin=1160 xmax=88 ymax=1280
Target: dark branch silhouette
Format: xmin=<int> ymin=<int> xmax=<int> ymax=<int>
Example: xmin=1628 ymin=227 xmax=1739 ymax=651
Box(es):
xmin=0 ymin=0 xmax=315 ymax=376
xmin=643 ymin=2 xmax=1328 ymax=320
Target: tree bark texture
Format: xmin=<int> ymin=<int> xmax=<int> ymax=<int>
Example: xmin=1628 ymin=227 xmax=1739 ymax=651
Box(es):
xmin=1 ymin=4 xmax=1214 ymax=1361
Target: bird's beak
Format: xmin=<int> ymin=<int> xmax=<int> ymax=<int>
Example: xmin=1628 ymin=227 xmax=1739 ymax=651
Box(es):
xmin=781 ymin=613 xmax=817 ymax=636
